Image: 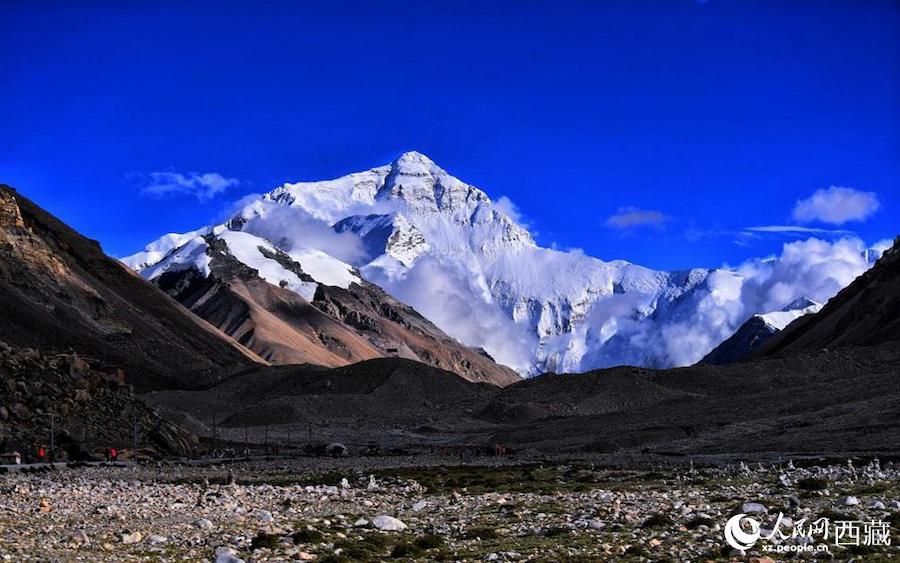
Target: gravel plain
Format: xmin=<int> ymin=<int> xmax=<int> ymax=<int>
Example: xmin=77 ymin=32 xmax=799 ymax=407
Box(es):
xmin=1 ymin=455 xmax=898 ymax=562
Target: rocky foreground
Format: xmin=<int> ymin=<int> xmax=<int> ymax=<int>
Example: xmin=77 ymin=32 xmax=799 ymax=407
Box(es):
xmin=0 ymin=457 xmax=898 ymax=562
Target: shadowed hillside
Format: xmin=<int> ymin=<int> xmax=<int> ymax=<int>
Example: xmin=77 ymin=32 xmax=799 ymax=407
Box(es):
xmin=0 ymin=185 xmax=261 ymax=391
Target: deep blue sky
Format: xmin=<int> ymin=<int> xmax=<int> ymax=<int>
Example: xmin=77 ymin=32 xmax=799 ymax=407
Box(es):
xmin=1 ymin=0 xmax=897 ymax=270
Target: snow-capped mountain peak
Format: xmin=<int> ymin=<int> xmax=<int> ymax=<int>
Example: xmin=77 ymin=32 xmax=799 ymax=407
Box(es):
xmin=124 ymin=152 xmax=877 ymax=376
xmin=389 ymin=150 xmax=440 ymax=176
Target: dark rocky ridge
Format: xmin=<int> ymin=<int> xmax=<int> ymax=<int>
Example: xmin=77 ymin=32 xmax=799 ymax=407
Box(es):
xmin=699 ymin=315 xmax=778 ymax=365
xmin=0 ymin=185 xmax=260 ymax=392
xmin=144 ymin=341 xmax=900 ymax=457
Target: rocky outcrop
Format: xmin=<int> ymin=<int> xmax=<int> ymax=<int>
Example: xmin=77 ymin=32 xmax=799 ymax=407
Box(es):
xmin=0 ymin=341 xmax=197 ymax=459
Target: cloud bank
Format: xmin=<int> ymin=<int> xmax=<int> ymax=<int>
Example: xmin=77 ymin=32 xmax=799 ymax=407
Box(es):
xmin=649 ymin=237 xmax=874 ymax=367
xmin=792 ymin=186 xmax=880 ymax=225
xmin=366 ymin=235 xmax=877 ymax=375
xmin=363 ymin=256 xmax=538 ymax=374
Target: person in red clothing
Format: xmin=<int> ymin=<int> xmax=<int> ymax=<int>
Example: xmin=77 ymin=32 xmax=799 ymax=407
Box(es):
xmin=109 ymin=447 xmax=118 ymax=461
xmin=37 ymin=447 xmax=46 ymax=462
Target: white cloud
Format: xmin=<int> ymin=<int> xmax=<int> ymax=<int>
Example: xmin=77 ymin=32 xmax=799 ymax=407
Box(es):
xmin=139 ymin=171 xmax=240 ymax=201
xmin=792 ymin=186 xmax=880 ymax=225
xmin=219 ymin=192 xmax=263 ymax=221
xmin=241 ymin=205 xmax=368 ymax=265
xmin=870 ymin=238 xmax=894 ymax=257
xmin=494 ymin=195 xmax=530 ymax=228
xmin=743 ymin=225 xmax=854 ymax=236
xmin=364 ymin=256 xmax=537 ymax=374
xmin=605 ymin=207 xmax=669 ymax=230
xmin=649 ymin=237 xmax=874 ymax=366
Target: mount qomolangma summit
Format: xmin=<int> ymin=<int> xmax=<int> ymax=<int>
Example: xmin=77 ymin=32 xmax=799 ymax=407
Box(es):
xmin=125 ymin=152 xmax=884 ymax=375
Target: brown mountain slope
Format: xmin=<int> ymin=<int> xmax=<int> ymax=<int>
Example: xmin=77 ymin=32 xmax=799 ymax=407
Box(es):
xmin=154 ymin=233 xmax=520 ymax=386
xmin=756 ymin=237 xmax=900 ymax=357
xmin=312 ymin=281 xmax=521 ymax=385
xmin=154 ymin=243 xmax=384 ymax=367
xmin=0 ymin=185 xmax=262 ymax=391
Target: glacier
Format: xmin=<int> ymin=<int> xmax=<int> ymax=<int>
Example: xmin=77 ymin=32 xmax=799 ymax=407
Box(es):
xmin=123 ymin=151 xmax=880 ymax=376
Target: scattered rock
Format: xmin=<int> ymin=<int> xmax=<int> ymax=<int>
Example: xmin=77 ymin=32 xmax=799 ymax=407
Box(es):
xmin=740 ymin=502 xmax=767 ymax=515
xmin=836 ymin=495 xmax=859 ymax=506
xmin=372 ymin=514 xmax=407 ymax=531
xmin=71 ymin=530 xmax=90 ymax=546
xmin=194 ymin=518 xmax=214 ymax=530
xmin=214 ymin=546 xmax=246 ymax=563
xmin=121 ymin=531 xmax=142 ymax=544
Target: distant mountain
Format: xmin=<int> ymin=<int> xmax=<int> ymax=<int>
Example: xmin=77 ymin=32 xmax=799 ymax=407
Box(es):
xmin=700 ymin=298 xmax=821 ymax=365
xmin=0 ymin=185 xmax=261 ymax=392
xmin=757 ymin=237 xmax=900 ymax=356
xmin=126 ymin=151 xmax=881 ymax=375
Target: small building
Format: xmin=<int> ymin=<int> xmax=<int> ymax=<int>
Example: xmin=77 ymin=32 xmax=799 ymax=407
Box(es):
xmin=0 ymin=451 xmax=22 ymax=465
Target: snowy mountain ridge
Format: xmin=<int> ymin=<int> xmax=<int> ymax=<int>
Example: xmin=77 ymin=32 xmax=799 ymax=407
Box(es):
xmin=756 ymin=298 xmax=822 ymax=331
xmin=124 ymin=151 xmax=880 ymax=375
